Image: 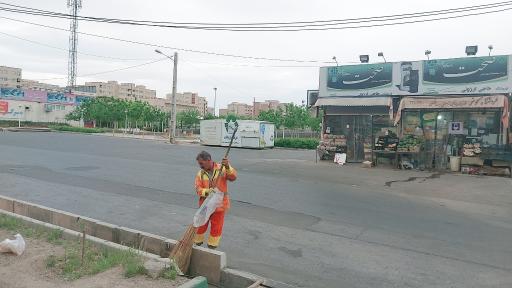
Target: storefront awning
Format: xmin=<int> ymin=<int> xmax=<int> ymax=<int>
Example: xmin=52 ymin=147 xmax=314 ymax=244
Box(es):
xmin=314 ymin=97 xmax=391 ymax=107
xmin=394 ymin=95 xmax=509 ymax=128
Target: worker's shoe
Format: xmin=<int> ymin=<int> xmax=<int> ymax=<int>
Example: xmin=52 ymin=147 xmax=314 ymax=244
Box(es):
xmin=194 ymin=233 xmax=205 ymax=246
xmin=207 ymin=245 xmax=217 ymax=249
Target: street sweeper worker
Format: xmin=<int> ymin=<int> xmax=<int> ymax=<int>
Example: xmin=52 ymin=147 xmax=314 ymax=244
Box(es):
xmin=194 ymin=151 xmax=237 ymax=249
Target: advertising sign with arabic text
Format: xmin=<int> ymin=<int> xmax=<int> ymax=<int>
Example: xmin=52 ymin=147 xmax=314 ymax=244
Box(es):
xmin=319 ymin=55 xmax=511 ymax=98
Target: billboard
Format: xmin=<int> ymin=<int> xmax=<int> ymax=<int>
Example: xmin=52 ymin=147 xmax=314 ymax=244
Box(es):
xmin=0 ymin=101 xmax=8 ymax=114
xmin=319 ymin=55 xmax=512 ymax=97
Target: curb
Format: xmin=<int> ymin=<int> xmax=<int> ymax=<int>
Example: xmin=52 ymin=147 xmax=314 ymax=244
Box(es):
xmin=178 ymin=276 xmax=208 ymax=288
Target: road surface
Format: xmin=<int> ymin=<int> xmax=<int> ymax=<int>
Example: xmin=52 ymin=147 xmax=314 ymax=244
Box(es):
xmin=1 ymin=132 xmax=512 ymax=288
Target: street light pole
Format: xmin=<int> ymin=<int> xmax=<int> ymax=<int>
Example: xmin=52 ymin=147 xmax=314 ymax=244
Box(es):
xmin=213 ymin=87 xmax=217 ymax=117
xmin=124 ymin=109 xmax=128 ymax=135
xmin=155 ymin=49 xmax=178 ymax=144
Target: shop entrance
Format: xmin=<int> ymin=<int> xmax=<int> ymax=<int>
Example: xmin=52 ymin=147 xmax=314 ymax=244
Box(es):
xmin=324 ymin=115 xmax=374 ymax=162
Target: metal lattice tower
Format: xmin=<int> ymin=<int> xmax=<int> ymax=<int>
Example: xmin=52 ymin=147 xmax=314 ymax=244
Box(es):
xmin=67 ymin=0 xmax=82 ymax=89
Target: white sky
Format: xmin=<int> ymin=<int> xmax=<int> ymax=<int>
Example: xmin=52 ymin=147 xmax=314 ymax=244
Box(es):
xmin=0 ymin=0 xmax=511 ymax=110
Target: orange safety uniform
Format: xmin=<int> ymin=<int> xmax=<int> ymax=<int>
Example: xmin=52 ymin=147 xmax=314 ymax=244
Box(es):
xmin=194 ymin=162 xmax=237 ymax=248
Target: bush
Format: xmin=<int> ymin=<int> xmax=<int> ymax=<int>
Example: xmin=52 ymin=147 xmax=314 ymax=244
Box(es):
xmin=274 ymin=138 xmax=319 ymax=149
xmin=49 ymin=125 xmax=105 ymax=133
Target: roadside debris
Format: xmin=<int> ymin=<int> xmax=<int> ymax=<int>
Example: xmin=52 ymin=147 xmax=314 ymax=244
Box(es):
xmin=0 ymin=233 xmax=26 ymax=256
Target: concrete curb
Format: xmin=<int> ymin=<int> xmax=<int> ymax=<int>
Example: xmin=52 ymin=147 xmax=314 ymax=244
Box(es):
xmin=0 ymin=195 xmax=297 ymax=288
xmin=178 ymin=276 xmax=208 ymax=288
xmin=0 ymin=209 xmax=170 ymax=265
xmin=0 ymin=195 xmax=225 ymax=285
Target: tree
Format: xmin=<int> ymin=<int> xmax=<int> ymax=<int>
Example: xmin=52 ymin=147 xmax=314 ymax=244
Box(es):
xmin=258 ymin=108 xmax=284 ymax=128
xmin=66 ymin=96 xmax=169 ymax=131
xmin=176 ymin=109 xmax=201 ymax=128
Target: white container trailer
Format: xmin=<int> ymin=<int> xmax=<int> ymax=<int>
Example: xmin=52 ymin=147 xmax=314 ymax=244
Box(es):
xmin=200 ymin=119 xmax=274 ymax=148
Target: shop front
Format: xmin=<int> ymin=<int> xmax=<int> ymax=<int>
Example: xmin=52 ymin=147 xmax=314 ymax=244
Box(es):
xmin=315 ymin=54 xmax=512 ymax=172
xmin=394 ymin=95 xmax=509 ymax=170
xmin=315 ymin=97 xmax=395 ymax=162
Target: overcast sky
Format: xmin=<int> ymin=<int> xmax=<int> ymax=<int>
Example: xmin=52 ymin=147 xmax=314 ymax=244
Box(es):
xmin=1 ymin=0 xmax=511 ymax=110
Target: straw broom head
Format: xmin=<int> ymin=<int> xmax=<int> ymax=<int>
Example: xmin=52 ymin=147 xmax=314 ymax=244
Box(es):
xmin=169 ymin=225 xmax=197 ymax=275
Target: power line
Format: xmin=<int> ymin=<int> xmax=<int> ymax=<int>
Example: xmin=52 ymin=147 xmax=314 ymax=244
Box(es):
xmin=0 ymin=31 xmax=156 ymax=61
xmin=0 ymin=1 xmax=511 ymax=30
xmin=32 ymin=58 xmax=167 ymax=81
xmin=0 ymin=16 xmax=331 ymax=64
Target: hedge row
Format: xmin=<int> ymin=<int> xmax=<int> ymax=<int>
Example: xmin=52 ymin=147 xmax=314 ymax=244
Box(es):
xmin=274 ymin=138 xmax=319 ymax=149
xmin=49 ymin=125 xmax=106 ymax=134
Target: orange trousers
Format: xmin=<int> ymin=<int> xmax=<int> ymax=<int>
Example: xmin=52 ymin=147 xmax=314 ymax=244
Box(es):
xmin=195 ymin=210 xmax=225 ymax=247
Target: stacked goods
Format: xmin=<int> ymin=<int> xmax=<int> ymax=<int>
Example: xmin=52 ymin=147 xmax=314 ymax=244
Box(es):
xmin=374 ymin=135 xmax=399 ymax=151
xmin=462 ymin=143 xmax=481 ymax=157
xmin=317 ymin=134 xmax=347 ymax=160
xmin=397 ymin=135 xmax=422 ymax=152
xmin=318 ymin=134 xmax=347 ymax=152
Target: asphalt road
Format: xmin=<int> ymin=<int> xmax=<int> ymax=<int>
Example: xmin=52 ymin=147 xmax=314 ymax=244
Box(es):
xmin=1 ymin=132 xmax=512 ymax=288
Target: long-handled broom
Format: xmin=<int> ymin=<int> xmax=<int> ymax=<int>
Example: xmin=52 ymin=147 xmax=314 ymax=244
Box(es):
xmin=169 ymin=122 xmax=239 ymax=275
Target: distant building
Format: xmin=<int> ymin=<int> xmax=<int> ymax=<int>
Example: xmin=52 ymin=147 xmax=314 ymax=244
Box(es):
xmin=80 ymin=81 xmax=156 ymax=101
xmin=219 ymin=108 xmax=228 ymax=117
xmin=0 ymin=66 xmax=22 ymax=89
xmin=166 ymin=92 xmax=208 ymax=116
xmin=207 ymin=107 xmax=215 ymax=115
xmin=21 ymin=79 xmax=62 ymax=92
xmin=226 ymin=102 xmax=253 ymax=117
xmin=253 ymin=100 xmax=288 ymax=116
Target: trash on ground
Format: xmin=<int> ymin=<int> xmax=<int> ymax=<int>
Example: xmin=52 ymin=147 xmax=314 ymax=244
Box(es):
xmin=0 ymin=233 xmax=26 ymax=256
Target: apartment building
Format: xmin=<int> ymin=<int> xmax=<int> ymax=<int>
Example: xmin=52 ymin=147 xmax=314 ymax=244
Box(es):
xmin=21 ymin=79 xmax=62 ymax=92
xmin=0 ymin=66 xmax=22 ymax=89
xmin=226 ymin=102 xmax=253 ymax=117
xmin=79 ymin=81 xmax=156 ymax=101
xmin=253 ymin=100 xmax=288 ymax=116
xmin=166 ymin=92 xmax=208 ymax=116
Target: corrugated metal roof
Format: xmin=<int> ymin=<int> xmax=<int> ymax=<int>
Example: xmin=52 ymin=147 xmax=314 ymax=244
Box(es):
xmin=314 ymin=97 xmax=391 ymax=107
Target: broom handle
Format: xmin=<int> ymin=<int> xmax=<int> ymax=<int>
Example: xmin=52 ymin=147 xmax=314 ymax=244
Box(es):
xmin=212 ymin=125 xmax=238 ymax=188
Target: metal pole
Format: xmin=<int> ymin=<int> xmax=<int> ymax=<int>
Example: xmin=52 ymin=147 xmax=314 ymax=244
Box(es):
xmin=213 ymin=87 xmax=217 ymax=117
xmin=170 ymin=52 xmax=178 ymax=144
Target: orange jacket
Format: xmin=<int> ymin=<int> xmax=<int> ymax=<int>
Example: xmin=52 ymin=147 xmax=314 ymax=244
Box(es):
xmin=195 ymin=162 xmax=237 ymax=212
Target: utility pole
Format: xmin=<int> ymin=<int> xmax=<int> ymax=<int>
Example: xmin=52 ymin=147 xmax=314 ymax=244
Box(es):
xmin=171 ymin=52 xmax=178 ymax=143
xmin=67 ymin=0 xmax=82 ymax=90
xmin=155 ymin=49 xmax=178 ymax=144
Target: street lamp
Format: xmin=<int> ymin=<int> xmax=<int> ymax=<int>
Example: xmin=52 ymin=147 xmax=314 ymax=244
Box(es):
xmin=124 ymin=109 xmax=128 ymax=134
xmin=17 ymin=105 xmax=22 ymax=128
xmin=213 ymin=87 xmax=217 ymax=117
xmin=155 ymin=49 xmax=178 ymax=144
xmin=425 ymin=50 xmax=431 ymax=60
xmin=465 ymin=45 xmax=478 ymax=56
xmin=359 ymin=55 xmax=369 ymax=63
xmin=378 ymin=52 xmax=386 ymax=63
xmin=332 ymin=56 xmax=339 ymax=66
xmin=488 ymin=45 xmax=493 ymax=56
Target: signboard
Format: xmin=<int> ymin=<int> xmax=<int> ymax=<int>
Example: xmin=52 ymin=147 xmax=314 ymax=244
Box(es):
xmin=449 ymin=122 xmax=464 ymax=135
xmin=0 ymin=101 xmax=8 ymax=114
xmin=47 ymin=92 xmax=75 ymax=105
xmin=307 ymin=90 xmax=319 ymax=107
xmin=319 ymin=55 xmax=512 ymax=97
xmin=0 ymin=88 xmax=24 ymax=98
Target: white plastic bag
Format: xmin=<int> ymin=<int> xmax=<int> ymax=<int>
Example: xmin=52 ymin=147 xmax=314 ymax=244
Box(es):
xmin=193 ymin=191 xmax=224 ymax=228
xmin=0 ymin=234 xmax=26 ymax=256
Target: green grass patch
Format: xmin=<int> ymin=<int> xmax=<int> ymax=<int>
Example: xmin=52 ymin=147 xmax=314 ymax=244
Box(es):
xmin=49 ymin=125 xmax=106 ymax=133
xmin=274 ymin=138 xmax=319 ymax=150
xmin=159 ymin=266 xmax=177 ymax=280
xmin=51 ymin=242 xmax=147 ymax=280
xmin=0 ymin=214 xmax=157 ymax=281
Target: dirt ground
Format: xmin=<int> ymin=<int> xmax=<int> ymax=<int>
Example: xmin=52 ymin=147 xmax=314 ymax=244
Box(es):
xmin=0 ymin=230 xmax=187 ymax=288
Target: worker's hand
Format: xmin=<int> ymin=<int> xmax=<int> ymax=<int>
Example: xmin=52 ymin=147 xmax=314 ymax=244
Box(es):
xmin=221 ymin=158 xmax=230 ymax=169
xmin=203 ymin=188 xmax=214 ymax=197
